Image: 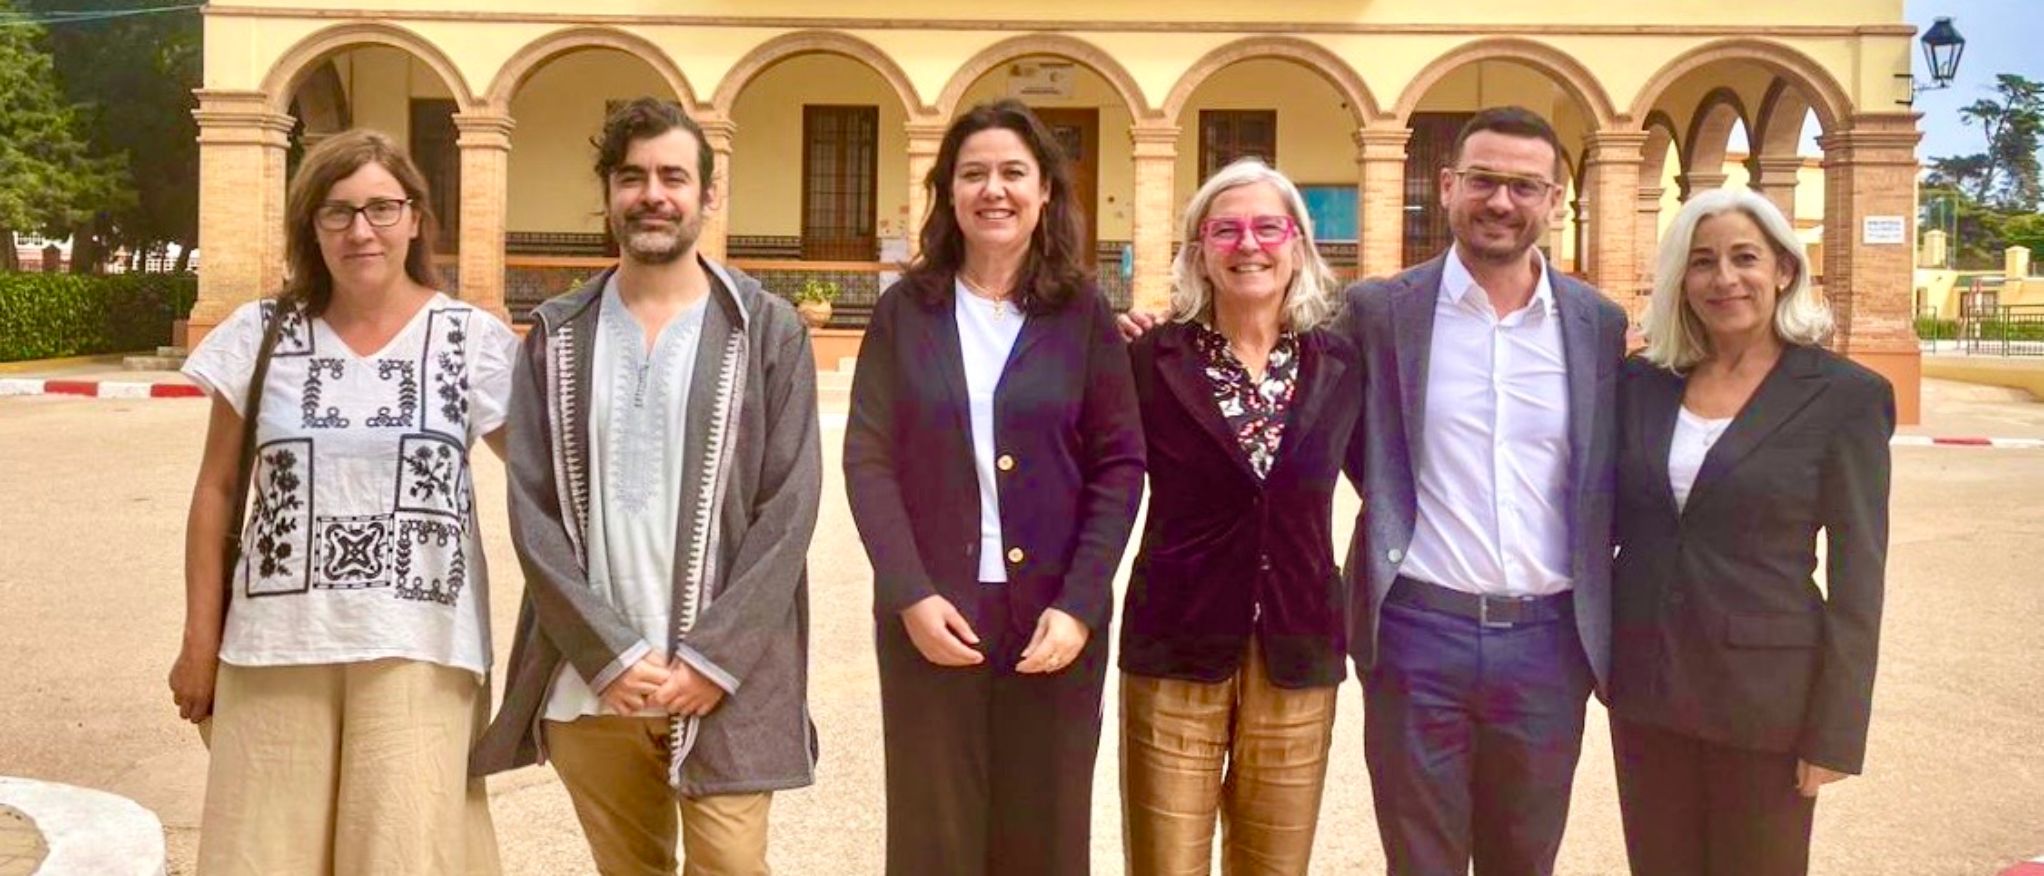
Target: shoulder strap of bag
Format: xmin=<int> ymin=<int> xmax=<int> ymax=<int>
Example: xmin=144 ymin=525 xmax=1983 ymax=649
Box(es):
xmin=224 ymin=300 xmax=290 ymax=563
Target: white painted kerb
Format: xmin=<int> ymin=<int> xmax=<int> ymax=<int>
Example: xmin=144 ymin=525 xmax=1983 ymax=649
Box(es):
xmin=0 ymin=777 xmax=165 ymax=876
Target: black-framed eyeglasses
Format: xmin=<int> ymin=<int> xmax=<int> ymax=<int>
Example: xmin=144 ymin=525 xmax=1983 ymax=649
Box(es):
xmin=314 ymin=198 xmax=412 ymax=232
xmin=1452 ymin=169 xmax=1558 ymax=204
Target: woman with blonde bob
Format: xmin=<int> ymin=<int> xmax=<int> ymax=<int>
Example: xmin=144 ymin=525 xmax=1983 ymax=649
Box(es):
xmin=1610 ymin=188 xmax=1893 ymax=875
xmin=1117 ymin=158 xmax=1360 ymax=874
xmin=171 ymin=129 xmax=511 ymax=875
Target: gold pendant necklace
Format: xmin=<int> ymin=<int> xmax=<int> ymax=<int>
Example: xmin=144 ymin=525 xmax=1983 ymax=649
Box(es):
xmin=960 ymin=274 xmax=1015 ymax=317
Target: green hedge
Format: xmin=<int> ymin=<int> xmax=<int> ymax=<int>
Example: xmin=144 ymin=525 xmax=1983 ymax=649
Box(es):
xmin=0 ymin=272 xmax=197 ymax=362
xmin=1914 ymin=317 xmax=1958 ymax=341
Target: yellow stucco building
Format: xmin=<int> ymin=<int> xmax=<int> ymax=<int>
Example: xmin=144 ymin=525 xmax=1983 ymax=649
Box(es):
xmin=193 ymin=0 xmax=1928 ymax=419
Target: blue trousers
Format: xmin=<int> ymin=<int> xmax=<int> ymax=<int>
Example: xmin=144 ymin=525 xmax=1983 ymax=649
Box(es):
xmin=1363 ymin=596 xmax=1594 ymax=876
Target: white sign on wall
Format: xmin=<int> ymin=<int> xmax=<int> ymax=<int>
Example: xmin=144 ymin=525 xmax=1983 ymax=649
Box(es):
xmin=1862 ymin=216 xmax=1907 ymax=245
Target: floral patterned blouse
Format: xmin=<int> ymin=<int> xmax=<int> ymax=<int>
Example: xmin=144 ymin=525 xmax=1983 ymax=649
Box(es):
xmin=1191 ymin=321 xmax=1300 ymax=480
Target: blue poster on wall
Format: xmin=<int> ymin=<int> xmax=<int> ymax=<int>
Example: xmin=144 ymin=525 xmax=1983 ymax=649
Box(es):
xmin=1299 ymin=185 xmax=1357 ymax=242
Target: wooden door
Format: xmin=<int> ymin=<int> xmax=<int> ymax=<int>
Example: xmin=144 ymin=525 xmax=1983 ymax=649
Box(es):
xmin=1032 ymin=108 xmax=1098 ymax=268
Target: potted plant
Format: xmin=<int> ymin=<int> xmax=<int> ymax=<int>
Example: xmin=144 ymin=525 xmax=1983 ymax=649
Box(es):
xmin=794 ymin=277 xmax=839 ymax=329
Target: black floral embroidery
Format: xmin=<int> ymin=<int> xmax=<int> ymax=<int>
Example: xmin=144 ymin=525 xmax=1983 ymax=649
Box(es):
xmin=247 ymin=438 xmax=314 ymax=596
xmin=1192 ymin=323 xmax=1299 ymax=480
xmin=364 ymin=359 xmax=418 ymax=428
xmin=420 ymin=309 xmax=473 ymax=439
xmin=393 ymin=433 xmax=464 ymax=518
xmin=394 ymin=518 xmax=466 ymax=606
xmin=260 ymin=300 xmax=314 ymax=358
xmin=302 ymin=358 xmax=350 ymax=429
xmin=314 ymin=515 xmax=393 ymax=589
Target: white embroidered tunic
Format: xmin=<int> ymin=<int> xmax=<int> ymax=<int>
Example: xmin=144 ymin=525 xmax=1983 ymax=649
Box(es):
xmin=182 ymin=294 xmax=516 ymax=676
xmin=544 ymin=277 xmax=709 ymax=720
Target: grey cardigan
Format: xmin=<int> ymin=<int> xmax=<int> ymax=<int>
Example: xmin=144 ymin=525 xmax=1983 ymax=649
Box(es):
xmin=471 ymin=258 xmax=822 ymax=797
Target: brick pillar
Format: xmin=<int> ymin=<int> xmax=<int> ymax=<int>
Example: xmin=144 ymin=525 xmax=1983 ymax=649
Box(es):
xmin=1632 ymin=180 xmax=1665 ymax=319
xmin=453 ymin=112 xmax=513 ymax=323
xmin=1130 ymin=123 xmax=1180 ymax=313
xmin=1746 ymin=153 xmax=1804 ymax=221
xmin=1676 ymin=169 xmax=1728 ymax=200
xmin=904 ymin=119 xmax=948 ymax=259
xmin=1819 ymin=114 xmax=1925 ymax=424
xmin=1582 ymin=131 xmax=1649 ymax=298
xmin=1355 ymin=126 xmax=1410 ymax=279
xmin=190 ymin=90 xmax=294 ymax=347
xmin=697 ymin=114 xmax=737 ymax=262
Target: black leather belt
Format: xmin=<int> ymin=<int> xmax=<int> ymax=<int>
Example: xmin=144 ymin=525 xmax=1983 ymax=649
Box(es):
xmin=1388 ymin=575 xmax=1571 ymax=628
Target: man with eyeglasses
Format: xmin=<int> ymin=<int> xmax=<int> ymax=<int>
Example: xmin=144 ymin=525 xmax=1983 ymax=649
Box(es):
xmin=1341 ymin=105 xmax=1628 ymax=875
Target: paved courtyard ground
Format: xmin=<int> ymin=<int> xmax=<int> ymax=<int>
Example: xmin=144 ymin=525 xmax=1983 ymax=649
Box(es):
xmin=0 ymin=378 xmax=2040 ymax=874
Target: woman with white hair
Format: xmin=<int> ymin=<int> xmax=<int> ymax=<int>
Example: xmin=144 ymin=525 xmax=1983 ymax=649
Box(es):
xmin=1609 ymin=188 xmax=1894 ymax=875
xmin=1117 ymin=158 xmax=1359 ymax=874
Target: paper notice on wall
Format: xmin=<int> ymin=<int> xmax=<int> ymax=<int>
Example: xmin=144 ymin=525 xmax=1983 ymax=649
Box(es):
xmin=1007 ymin=61 xmax=1075 ymax=99
xmin=1862 ymin=216 xmax=1906 ymax=245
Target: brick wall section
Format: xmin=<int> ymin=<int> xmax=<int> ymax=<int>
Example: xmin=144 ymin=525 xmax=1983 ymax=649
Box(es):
xmin=1631 ymin=181 xmax=1664 ymax=321
xmin=1356 ymin=127 xmax=1411 ymax=280
xmin=1819 ymin=113 xmax=1924 ymax=422
xmin=1129 ymin=124 xmax=1180 ymax=314
xmin=699 ymin=114 xmax=738 ymax=263
xmin=189 ymin=90 xmax=293 ymax=348
xmin=1583 ymin=131 xmax=1647 ymax=300
xmin=454 ymin=113 xmax=514 ymax=323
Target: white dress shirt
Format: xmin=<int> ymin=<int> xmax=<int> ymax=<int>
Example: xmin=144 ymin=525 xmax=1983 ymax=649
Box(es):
xmin=1401 ymin=244 xmax=1576 ymax=598
xmin=955 ymin=280 xmax=1026 ymax=583
xmin=1669 ymin=406 xmax=1733 ymax=512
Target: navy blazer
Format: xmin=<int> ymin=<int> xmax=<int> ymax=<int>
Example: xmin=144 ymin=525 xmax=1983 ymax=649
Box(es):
xmin=1610 ymin=345 xmax=1893 ymax=774
xmin=1121 ymin=321 xmax=1361 ymax=688
xmin=844 ymin=277 xmax=1146 ymax=635
xmin=1339 ymin=253 xmax=1630 ymax=693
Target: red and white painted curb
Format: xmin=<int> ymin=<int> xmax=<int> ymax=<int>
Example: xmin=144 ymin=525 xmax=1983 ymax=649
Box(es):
xmin=1999 ymin=857 xmax=2044 ymax=876
xmin=1890 ymin=435 xmax=2044 ymax=450
xmin=0 ymin=378 xmax=202 ymax=399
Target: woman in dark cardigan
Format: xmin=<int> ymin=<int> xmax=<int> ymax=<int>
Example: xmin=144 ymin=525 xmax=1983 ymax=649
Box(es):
xmin=843 ymin=99 xmax=1145 ymax=876
xmin=1119 ymin=158 xmax=1359 ymax=875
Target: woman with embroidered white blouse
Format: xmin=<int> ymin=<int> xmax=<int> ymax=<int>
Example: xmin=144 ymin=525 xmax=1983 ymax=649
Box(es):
xmin=170 ymin=129 xmax=513 ymax=876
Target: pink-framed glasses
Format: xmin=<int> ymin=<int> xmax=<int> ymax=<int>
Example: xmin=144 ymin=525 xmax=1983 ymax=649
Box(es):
xmin=1198 ymin=214 xmax=1300 ymax=252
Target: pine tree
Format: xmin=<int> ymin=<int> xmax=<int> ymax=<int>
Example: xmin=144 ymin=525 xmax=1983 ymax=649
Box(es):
xmin=0 ymin=0 xmax=132 ymax=271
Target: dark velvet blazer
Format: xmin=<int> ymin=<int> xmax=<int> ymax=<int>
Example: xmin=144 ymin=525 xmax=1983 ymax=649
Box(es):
xmin=1610 ymin=344 xmax=1894 ymax=774
xmin=844 ymin=277 xmax=1145 ymax=636
xmin=1119 ymin=321 xmax=1362 ymax=688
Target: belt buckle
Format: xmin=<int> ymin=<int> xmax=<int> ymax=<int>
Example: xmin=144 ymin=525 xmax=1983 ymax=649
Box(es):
xmin=1478 ymin=595 xmax=1516 ymax=629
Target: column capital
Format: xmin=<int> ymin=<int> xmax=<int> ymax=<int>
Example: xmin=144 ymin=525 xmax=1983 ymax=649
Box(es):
xmin=906 ymin=117 xmax=951 ymax=142
xmin=452 ymin=113 xmax=516 ymax=151
xmin=1582 ymin=130 xmax=1651 ymax=160
xmin=1353 ymin=126 xmax=1411 ymax=160
xmin=1635 ymin=185 xmax=1665 ymax=205
xmin=696 ymin=114 xmax=738 ymax=151
xmin=1130 ymin=124 xmax=1181 ymax=159
xmin=192 ymin=89 xmax=293 ymax=146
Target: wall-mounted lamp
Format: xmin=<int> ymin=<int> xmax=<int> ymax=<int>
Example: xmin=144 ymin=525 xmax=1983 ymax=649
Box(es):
xmin=1897 ymin=17 xmax=1966 ymax=106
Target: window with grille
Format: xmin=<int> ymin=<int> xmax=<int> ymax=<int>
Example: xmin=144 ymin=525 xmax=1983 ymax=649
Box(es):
xmin=1198 ymin=110 xmax=1277 ymax=181
xmin=802 ymin=105 xmax=879 ymax=261
xmin=1402 ymin=112 xmax=1473 ymax=267
xmin=410 ymin=99 xmax=461 ymax=254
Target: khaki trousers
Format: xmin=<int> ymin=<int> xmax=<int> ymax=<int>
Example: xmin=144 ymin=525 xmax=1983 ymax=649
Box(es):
xmin=545 ymin=716 xmax=772 ymax=876
xmin=1119 ymin=641 xmax=1339 ymax=876
xmin=196 ymin=659 xmax=501 ymax=876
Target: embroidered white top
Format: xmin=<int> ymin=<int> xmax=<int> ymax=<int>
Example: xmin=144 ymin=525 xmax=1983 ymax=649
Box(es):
xmin=1402 ymin=244 xmax=1576 ymax=598
xmin=545 ymin=275 xmax=710 ymax=721
xmin=1669 ymin=406 xmax=1733 ymax=512
xmin=182 ymin=294 xmax=516 ymax=676
xmin=954 ymin=278 xmax=1026 ymax=583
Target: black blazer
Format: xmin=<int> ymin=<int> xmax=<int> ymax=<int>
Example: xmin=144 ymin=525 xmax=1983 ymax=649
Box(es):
xmin=1610 ymin=344 xmax=1894 ymax=774
xmin=844 ymin=277 xmax=1145 ymax=635
xmin=1121 ymin=322 xmax=1361 ymax=688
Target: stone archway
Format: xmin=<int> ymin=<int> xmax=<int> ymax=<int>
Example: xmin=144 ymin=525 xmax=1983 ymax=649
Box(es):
xmin=935 ymin=33 xmax=1151 ymax=121
xmin=1681 ymin=88 xmax=1751 ymax=197
xmin=710 ymin=30 xmax=926 ymax=116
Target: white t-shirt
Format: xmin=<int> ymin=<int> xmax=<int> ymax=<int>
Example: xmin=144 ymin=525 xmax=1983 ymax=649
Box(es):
xmin=544 ymin=278 xmax=708 ymax=721
xmin=182 ymin=294 xmax=516 ymax=676
xmin=954 ymin=280 xmax=1026 ymax=583
xmin=1669 ymin=406 xmax=1734 ymax=512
